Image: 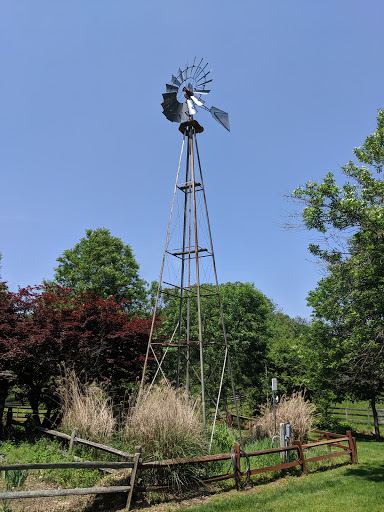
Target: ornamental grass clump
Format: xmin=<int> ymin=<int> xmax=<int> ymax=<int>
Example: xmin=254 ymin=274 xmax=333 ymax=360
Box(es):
xmin=57 ymin=368 xmax=116 ymax=444
xmin=125 ymin=384 xmax=208 ymax=487
xmin=255 ymin=391 xmax=317 ymax=441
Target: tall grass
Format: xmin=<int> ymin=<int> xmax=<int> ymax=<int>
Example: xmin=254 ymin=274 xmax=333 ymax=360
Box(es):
xmin=125 ymin=384 xmax=208 ymax=487
xmin=56 ymin=368 xmax=116 ymax=444
xmin=255 ymin=391 xmax=316 ymax=441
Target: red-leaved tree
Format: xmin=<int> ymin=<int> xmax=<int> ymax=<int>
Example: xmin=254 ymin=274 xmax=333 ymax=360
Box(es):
xmin=0 ymin=284 xmax=155 ymax=425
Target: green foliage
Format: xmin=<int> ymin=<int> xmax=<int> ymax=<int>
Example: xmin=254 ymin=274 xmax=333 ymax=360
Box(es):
xmin=313 ymin=415 xmax=355 ymax=435
xmin=0 ymin=469 xmax=27 ymax=489
xmin=53 ymin=228 xmax=147 ymax=310
xmin=159 ymin=282 xmax=271 ymax=403
xmin=292 ymin=109 xmax=384 ymax=438
xmin=210 ymin=423 xmax=237 ymax=454
xmin=266 ymin=311 xmax=311 ymax=396
xmin=0 ymin=438 xmax=100 ymax=488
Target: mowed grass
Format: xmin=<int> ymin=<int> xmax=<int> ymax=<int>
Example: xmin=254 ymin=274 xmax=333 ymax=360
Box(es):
xmin=181 ymin=435 xmax=384 ymax=512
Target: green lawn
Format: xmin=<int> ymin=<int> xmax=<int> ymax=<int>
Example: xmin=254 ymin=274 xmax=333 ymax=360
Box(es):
xmin=180 ymin=435 xmax=384 ymax=512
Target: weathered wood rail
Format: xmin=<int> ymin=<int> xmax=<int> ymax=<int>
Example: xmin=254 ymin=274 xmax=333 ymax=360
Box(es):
xmin=0 ymin=455 xmax=141 ymax=510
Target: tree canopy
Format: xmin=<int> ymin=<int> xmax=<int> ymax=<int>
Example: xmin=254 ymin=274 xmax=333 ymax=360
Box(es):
xmin=54 ymin=228 xmax=147 ymax=310
xmin=0 ymin=284 xmax=153 ymax=425
xmin=292 ymin=109 xmax=384 ymax=439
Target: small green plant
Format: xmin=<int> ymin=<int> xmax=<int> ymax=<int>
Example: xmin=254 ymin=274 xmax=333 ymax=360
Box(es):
xmin=0 ymin=501 xmax=12 ymax=512
xmin=1 ymin=469 xmax=27 ymax=489
xmin=0 ymin=468 xmax=27 ymax=512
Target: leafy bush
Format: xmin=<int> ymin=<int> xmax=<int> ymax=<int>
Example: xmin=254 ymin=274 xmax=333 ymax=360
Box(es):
xmin=313 ymin=416 xmax=355 ymax=435
xmin=255 ymin=392 xmax=317 ymax=441
xmin=56 ymin=367 xmax=116 ymax=444
xmin=210 ymin=423 xmax=237 ymax=454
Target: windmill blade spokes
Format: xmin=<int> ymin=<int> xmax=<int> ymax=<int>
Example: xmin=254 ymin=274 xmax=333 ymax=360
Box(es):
xmin=194 ymin=89 xmax=211 ymax=95
xmin=197 ymin=78 xmax=213 ymax=87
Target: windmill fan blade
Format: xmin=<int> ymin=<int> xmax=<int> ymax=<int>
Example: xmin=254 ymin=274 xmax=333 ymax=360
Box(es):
xmin=166 ymin=83 xmax=179 ymax=93
xmin=186 ymin=99 xmax=197 ymax=116
xmin=194 ymin=89 xmax=211 ymax=95
xmin=190 ymin=95 xmax=203 ymax=107
xmin=210 ymin=106 xmax=230 ymax=132
xmin=171 ymin=75 xmax=181 ymax=86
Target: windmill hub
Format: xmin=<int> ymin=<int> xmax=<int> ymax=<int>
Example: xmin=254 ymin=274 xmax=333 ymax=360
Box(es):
xmin=161 ymin=58 xmax=230 ymax=132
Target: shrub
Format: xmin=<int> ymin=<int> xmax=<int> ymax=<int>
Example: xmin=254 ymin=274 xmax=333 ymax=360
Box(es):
xmin=255 ymin=391 xmax=317 ymax=441
xmin=125 ymin=384 xmax=208 ymax=487
xmin=56 ymin=368 xmax=116 ymax=444
xmin=313 ymin=415 xmax=355 ymax=434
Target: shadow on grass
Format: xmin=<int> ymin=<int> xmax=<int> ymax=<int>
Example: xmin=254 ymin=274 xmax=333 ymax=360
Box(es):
xmin=344 ymin=463 xmax=384 ymax=483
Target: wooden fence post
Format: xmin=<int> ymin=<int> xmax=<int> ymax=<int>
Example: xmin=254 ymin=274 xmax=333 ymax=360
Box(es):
xmin=234 ymin=442 xmax=241 ymax=490
xmin=68 ymin=428 xmax=78 ymax=454
xmin=126 ymin=446 xmax=142 ymax=511
xmin=346 ymin=430 xmax=358 ymax=464
xmin=294 ymin=440 xmax=308 ymax=475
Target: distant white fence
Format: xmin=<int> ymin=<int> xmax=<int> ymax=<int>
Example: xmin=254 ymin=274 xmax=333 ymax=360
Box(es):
xmin=329 ymin=406 xmax=384 ymax=425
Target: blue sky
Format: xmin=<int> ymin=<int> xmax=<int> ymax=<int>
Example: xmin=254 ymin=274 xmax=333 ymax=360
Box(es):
xmin=1 ymin=0 xmax=383 ymax=319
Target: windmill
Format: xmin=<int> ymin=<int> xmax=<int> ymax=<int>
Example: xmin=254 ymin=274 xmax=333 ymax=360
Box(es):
xmin=140 ymin=59 xmax=241 ymax=447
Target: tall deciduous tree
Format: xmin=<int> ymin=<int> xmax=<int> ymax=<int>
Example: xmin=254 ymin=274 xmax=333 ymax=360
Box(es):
xmin=159 ymin=282 xmax=271 ymax=405
xmin=54 ymin=228 xmax=147 ymax=310
xmin=266 ymin=311 xmax=311 ymax=397
xmin=292 ymin=109 xmax=384 ymax=440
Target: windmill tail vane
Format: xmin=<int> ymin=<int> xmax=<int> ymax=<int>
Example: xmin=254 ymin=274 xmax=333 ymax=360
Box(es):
xmin=161 ymin=58 xmax=230 ymax=131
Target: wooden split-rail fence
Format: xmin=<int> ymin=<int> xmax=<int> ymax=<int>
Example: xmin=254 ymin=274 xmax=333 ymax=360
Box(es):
xmin=0 ymin=424 xmax=358 ymax=509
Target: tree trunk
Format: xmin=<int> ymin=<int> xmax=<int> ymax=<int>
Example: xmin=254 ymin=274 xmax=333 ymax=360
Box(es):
xmin=0 ymin=371 xmax=15 ymax=439
xmin=27 ymin=392 xmax=42 ymax=426
xmin=370 ymin=396 xmax=381 ymax=442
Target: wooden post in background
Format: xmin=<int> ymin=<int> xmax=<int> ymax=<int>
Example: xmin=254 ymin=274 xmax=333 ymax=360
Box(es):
xmin=234 ymin=442 xmax=241 ymax=490
xmin=69 ymin=428 xmax=78 ymax=454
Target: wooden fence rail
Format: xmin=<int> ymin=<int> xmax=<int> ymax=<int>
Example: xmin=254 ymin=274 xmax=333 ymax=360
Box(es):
xmin=135 ymin=429 xmax=358 ymax=493
xmin=0 ymin=427 xmax=357 ymax=509
xmin=0 ymin=450 xmax=142 ymax=510
xmin=329 ymin=406 xmax=384 ymax=425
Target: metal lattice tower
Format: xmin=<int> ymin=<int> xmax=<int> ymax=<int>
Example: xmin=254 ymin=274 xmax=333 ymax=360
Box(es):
xmin=140 ymin=61 xmax=241 ymax=446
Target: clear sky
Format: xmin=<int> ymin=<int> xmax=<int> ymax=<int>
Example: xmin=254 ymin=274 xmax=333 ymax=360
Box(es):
xmin=1 ymin=1 xmax=383 ymax=319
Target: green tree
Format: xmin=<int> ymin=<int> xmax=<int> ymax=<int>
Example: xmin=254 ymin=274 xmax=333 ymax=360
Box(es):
xmin=159 ymin=282 xmax=271 ymax=406
xmin=266 ymin=311 xmax=311 ymax=397
xmin=292 ymin=109 xmax=384 ymax=439
xmin=54 ymin=228 xmax=147 ymax=310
